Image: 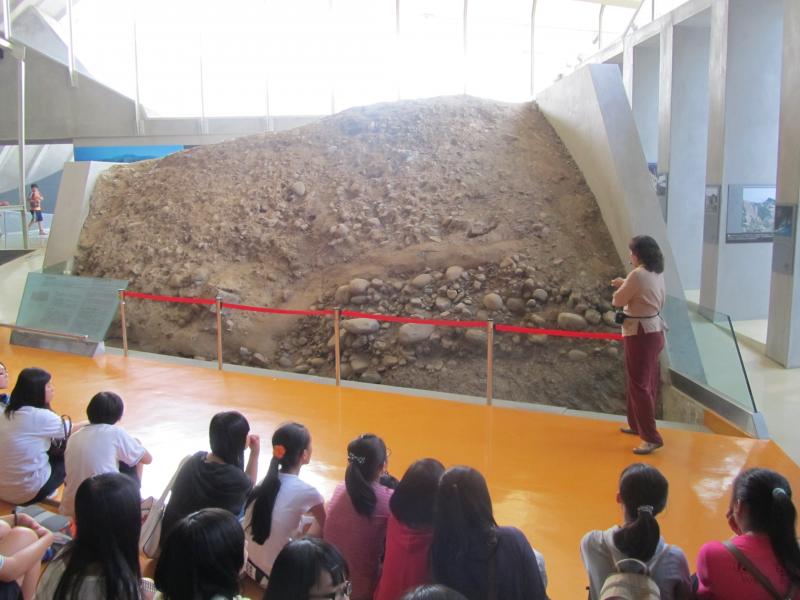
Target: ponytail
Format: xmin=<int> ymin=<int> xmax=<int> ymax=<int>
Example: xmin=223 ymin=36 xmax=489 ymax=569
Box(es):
xmin=612 ymin=464 xmax=669 ymax=562
xmin=733 ymin=468 xmax=800 ymax=583
xmin=247 ymin=423 xmax=310 ymax=545
xmin=344 ymin=434 xmax=387 ymax=517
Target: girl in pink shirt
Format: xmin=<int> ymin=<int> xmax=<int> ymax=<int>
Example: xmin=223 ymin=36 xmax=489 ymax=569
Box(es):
xmin=695 ymin=468 xmax=800 ymax=599
xmin=323 ymin=434 xmax=393 ymax=600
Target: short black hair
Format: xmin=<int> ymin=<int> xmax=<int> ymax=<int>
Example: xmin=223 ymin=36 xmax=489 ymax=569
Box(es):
xmin=31 ymin=183 xmax=39 ymax=189
xmin=86 ymin=391 xmax=124 ymax=425
xmin=264 ymin=537 xmax=348 ymax=600
xmin=401 ymin=585 xmax=468 ymax=600
xmin=390 ymin=458 xmax=444 ymax=528
xmin=155 ymin=508 xmax=244 ymax=600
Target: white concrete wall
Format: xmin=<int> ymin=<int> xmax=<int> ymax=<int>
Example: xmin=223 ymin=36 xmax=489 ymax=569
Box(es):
xmin=631 ymin=43 xmax=660 ymax=164
xmin=43 ymin=161 xmax=117 ymax=272
xmin=766 ymin=0 xmax=800 ymax=367
xmin=701 ymin=0 xmax=783 ymax=320
xmin=667 ymin=24 xmax=711 ymax=289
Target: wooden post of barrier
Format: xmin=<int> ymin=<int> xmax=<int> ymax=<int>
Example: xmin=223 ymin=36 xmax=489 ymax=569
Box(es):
xmin=118 ymin=289 xmax=128 ymax=357
xmin=486 ymin=319 xmax=494 ymax=405
xmin=215 ymin=295 xmax=223 ymax=371
xmin=333 ymin=307 xmax=341 ymax=386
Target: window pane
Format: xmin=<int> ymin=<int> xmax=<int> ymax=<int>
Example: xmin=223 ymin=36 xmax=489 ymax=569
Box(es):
xmin=136 ymin=0 xmax=202 ymax=117
xmin=467 ymin=0 xmax=532 ymax=102
xmin=399 ymin=0 xmax=464 ymax=99
xmin=331 ymin=0 xmax=397 ymax=112
xmin=266 ymin=0 xmax=333 ymax=116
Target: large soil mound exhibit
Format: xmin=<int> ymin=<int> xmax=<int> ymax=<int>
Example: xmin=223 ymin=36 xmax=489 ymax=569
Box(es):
xmin=74 ymin=96 xmax=628 ymax=413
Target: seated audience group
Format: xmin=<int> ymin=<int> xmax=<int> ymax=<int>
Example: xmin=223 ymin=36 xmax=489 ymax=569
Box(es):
xmin=0 ymin=361 xmax=799 ymax=600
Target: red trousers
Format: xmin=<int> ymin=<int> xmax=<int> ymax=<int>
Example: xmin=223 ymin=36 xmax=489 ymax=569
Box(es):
xmin=623 ymin=325 xmax=664 ymax=445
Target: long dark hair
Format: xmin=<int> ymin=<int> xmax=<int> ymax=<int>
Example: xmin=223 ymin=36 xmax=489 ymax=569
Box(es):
xmin=51 ymin=473 xmax=142 ymax=600
xmin=732 ymin=468 xmax=800 ymax=583
xmin=390 ymin=458 xmax=445 ymax=529
xmin=629 ymin=235 xmax=664 ymax=274
xmin=431 ymin=466 xmax=497 ymax=586
xmin=155 ymin=508 xmax=245 ymax=600
xmin=264 ymin=537 xmax=349 ymax=600
xmin=345 ymin=433 xmax=387 ymax=517
xmin=5 ymin=366 xmax=51 ymax=418
xmin=612 ymin=463 xmax=668 ymax=562
xmin=247 ymin=422 xmax=311 ymax=544
xmin=209 ymin=411 xmax=250 ymax=469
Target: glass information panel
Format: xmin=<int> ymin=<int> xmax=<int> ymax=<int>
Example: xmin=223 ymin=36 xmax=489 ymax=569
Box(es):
xmin=15 ymin=273 xmax=128 ymax=342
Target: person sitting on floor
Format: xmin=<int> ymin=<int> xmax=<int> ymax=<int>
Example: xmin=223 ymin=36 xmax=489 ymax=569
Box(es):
xmin=35 ymin=472 xmax=154 ymax=600
xmin=323 ymin=434 xmax=393 ymax=600
xmin=0 ymin=368 xmax=78 ymax=505
xmin=154 ymin=508 xmax=250 ymax=600
xmin=431 ymin=466 xmax=548 ymax=600
xmin=694 ymin=467 xmax=800 ymax=599
xmin=264 ymin=537 xmax=350 ymax=600
xmin=161 ymin=411 xmax=259 ymax=545
xmin=244 ymin=422 xmax=325 ymax=588
xmin=374 ymin=458 xmax=445 ymax=600
xmin=61 ymin=391 xmax=152 ymax=518
xmin=0 ymin=511 xmax=54 ymax=600
xmin=580 ymin=463 xmax=691 ymax=600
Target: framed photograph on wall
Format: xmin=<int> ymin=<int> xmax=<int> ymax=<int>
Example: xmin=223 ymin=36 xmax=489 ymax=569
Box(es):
xmin=704 ymin=185 xmax=721 ymax=245
xmin=726 ymin=184 xmax=776 ymax=243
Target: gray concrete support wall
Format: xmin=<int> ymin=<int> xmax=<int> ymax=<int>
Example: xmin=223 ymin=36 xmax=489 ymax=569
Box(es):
xmin=537 ymin=64 xmax=703 ymax=381
xmin=667 ymin=24 xmax=711 ymax=289
xmin=700 ymin=0 xmax=783 ymax=320
xmin=766 ymin=0 xmax=800 ymax=368
xmin=631 ymin=43 xmax=660 ymax=164
xmin=43 ymin=161 xmax=116 ymax=273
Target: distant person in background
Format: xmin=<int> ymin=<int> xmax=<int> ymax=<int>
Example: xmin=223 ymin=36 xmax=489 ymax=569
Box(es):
xmin=27 ymin=184 xmax=46 ymax=236
xmin=374 ymin=458 xmax=445 ymax=600
xmin=611 ymin=235 xmax=668 ymax=455
xmin=0 ymin=362 xmax=9 ymax=406
xmin=61 ymin=391 xmax=153 ymax=519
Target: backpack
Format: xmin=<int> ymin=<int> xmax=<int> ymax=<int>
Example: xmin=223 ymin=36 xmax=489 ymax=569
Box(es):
xmin=599 ymin=533 xmax=669 ymax=600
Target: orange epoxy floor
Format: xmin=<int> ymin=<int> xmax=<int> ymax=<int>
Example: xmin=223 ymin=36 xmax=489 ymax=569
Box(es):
xmin=2 ymin=329 xmax=799 ymax=599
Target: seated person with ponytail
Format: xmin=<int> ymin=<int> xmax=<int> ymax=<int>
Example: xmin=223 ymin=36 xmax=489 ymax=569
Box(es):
xmin=243 ymin=422 xmax=325 ymax=588
xmin=694 ymin=468 xmax=800 ymax=599
xmin=580 ymin=463 xmax=691 ymax=600
xmin=323 ymin=433 xmax=393 ymax=600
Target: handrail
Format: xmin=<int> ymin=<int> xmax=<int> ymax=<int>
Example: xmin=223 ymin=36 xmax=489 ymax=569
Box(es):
xmin=0 ymin=322 xmax=90 ymax=341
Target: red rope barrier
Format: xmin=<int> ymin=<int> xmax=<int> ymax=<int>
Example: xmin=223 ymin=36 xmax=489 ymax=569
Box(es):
xmin=341 ymin=310 xmax=487 ymax=328
xmin=496 ymin=323 xmax=623 ymax=341
xmin=122 ymin=291 xmax=215 ymax=306
xmin=222 ymin=303 xmax=333 ymax=317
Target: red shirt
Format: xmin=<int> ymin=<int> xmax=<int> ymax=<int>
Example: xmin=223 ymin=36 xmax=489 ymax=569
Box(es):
xmin=695 ymin=534 xmax=800 ymax=599
xmin=323 ymin=482 xmax=393 ymax=600
xmin=373 ymin=514 xmax=433 ymax=600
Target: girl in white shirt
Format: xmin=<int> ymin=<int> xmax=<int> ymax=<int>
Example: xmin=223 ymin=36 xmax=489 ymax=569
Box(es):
xmin=244 ymin=423 xmax=325 ymax=587
xmin=0 ymin=368 xmax=69 ymax=505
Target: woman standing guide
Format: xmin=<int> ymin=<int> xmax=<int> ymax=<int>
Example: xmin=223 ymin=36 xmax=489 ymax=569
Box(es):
xmin=611 ymin=235 xmax=667 ymax=455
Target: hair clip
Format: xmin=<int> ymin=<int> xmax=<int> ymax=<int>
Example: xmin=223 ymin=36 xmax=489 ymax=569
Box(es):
xmin=772 ymin=487 xmax=788 ymax=499
xmin=637 ymin=505 xmax=654 ymax=514
xmin=347 ymin=452 xmax=366 ymax=465
xmin=273 ymin=444 xmax=286 ymax=459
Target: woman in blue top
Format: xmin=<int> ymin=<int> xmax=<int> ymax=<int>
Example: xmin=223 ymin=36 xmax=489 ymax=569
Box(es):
xmin=431 ymin=466 xmax=548 ymax=600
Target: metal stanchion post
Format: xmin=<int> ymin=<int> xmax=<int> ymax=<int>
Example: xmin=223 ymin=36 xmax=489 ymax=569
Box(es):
xmin=118 ymin=289 xmax=128 ymax=357
xmin=486 ymin=319 xmax=494 ymax=405
xmin=215 ymin=295 xmax=223 ymax=371
xmin=333 ymin=307 xmax=341 ymax=386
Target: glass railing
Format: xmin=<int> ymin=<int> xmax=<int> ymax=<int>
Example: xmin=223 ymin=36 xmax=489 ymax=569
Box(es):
xmin=663 ymin=294 xmax=756 ymax=413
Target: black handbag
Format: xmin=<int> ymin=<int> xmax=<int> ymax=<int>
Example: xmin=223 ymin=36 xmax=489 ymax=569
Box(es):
xmin=48 ymin=415 xmax=72 ymax=459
